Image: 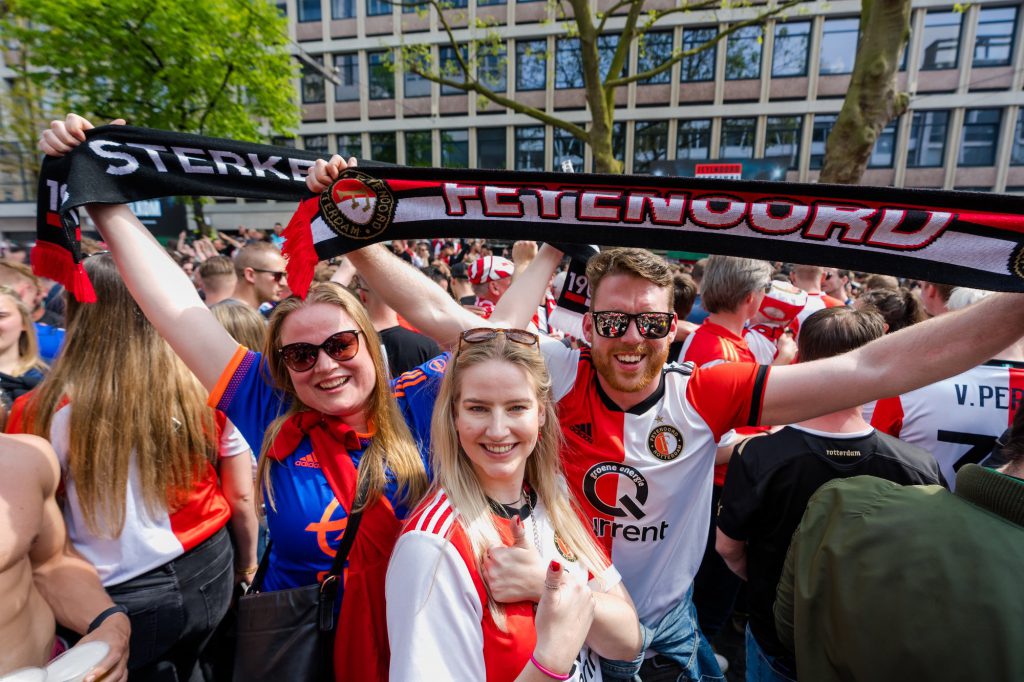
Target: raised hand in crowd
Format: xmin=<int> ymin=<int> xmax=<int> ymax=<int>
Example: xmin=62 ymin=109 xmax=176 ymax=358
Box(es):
xmin=482 ymin=516 xmax=546 ymax=604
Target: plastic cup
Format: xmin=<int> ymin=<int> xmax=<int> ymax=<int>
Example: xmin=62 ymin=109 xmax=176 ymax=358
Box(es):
xmin=43 ymin=641 xmax=110 ymax=682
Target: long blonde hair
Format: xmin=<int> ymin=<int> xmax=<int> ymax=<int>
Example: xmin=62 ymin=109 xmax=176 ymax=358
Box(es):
xmin=0 ymin=286 xmax=46 ymax=376
xmin=28 ymin=254 xmax=217 ymax=537
xmin=430 ymin=335 xmax=611 ymax=628
xmin=256 ymin=282 xmax=428 ymax=512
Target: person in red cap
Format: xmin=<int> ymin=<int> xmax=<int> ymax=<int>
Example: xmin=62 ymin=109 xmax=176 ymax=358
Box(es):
xmin=468 ymin=255 xmax=515 ymax=317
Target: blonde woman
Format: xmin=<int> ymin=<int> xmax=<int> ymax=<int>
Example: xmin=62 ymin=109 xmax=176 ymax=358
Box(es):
xmin=0 ymin=285 xmax=47 ymax=408
xmin=387 ymin=329 xmax=641 ymax=681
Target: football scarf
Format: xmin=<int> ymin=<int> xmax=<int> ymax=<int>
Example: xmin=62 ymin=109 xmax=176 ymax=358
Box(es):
xmin=36 ymin=125 xmax=1024 ymax=305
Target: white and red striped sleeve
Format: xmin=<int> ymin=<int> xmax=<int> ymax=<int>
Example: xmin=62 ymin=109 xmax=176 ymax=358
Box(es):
xmin=386 ymin=530 xmax=484 ymax=681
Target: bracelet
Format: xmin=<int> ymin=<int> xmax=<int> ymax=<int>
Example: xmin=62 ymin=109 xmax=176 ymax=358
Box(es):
xmin=235 ymin=565 xmax=259 ymax=575
xmin=87 ymin=604 xmax=130 ymax=634
xmin=529 ymin=654 xmax=572 ymax=681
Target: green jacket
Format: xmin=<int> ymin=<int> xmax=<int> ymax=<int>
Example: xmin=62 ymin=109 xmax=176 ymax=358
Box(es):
xmin=775 ymin=464 xmax=1024 ymax=681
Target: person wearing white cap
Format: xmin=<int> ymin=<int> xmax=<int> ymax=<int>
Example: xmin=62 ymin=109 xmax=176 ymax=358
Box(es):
xmin=467 ymin=255 xmax=516 ymax=318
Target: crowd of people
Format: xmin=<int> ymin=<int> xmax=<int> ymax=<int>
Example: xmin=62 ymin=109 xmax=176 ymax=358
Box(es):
xmin=0 ymin=113 xmax=1021 ymax=682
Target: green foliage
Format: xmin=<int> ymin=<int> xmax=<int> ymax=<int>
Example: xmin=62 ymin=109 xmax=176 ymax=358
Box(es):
xmin=3 ymin=0 xmax=299 ymax=141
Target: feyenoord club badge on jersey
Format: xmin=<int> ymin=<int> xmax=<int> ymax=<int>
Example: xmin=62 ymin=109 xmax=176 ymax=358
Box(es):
xmin=320 ymin=170 xmax=396 ymax=240
xmin=648 ymin=425 xmax=684 ymax=461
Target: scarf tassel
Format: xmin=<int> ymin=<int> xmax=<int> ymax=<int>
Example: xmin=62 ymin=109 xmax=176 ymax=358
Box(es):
xmin=31 ymin=241 xmax=97 ymax=303
xmin=282 ymin=195 xmax=322 ymax=299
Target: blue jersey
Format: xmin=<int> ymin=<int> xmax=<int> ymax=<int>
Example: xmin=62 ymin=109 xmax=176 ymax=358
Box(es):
xmin=211 ymin=347 xmax=447 ymax=592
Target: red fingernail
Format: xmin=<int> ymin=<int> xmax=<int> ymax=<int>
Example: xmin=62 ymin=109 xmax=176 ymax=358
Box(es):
xmin=550 ymin=560 xmax=561 ymax=572
xmin=515 ymin=516 xmax=523 ymax=528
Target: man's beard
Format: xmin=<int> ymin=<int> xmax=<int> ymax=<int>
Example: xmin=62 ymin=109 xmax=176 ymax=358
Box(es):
xmin=591 ymin=341 xmax=669 ymax=394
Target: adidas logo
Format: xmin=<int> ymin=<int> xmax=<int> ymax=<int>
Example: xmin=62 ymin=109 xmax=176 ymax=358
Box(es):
xmin=295 ymin=453 xmax=320 ymax=469
xmin=569 ymin=422 xmax=593 ymax=443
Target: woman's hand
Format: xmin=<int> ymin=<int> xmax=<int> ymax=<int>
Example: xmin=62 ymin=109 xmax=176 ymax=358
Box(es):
xmin=38 ymin=113 xmax=125 ymax=157
xmin=306 ymin=154 xmax=357 ymax=194
xmin=530 ymin=560 xmax=595 ymax=677
xmin=483 ymin=516 xmax=545 ymax=603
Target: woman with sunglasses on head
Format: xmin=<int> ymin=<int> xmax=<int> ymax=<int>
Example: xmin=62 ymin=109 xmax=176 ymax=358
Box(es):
xmin=40 ymin=115 xmax=433 ymax=680
xmin=388 ymin=328 xmax=642 ymax=681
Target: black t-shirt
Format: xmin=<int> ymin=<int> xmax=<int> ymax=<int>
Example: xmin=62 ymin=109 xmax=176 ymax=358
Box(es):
xmin=716 ymin=425 xmax=944 ymax=658
xmin=378 ymin=325 xmax=441 ymax=377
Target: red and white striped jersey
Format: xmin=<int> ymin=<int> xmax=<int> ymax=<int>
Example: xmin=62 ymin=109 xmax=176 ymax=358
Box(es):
xmin=387 ymin=490 xmax=612 ymax=681
xmin=871 ymin=359 xmax=1024 ymax=488
xmin=542 ymin=338 xmax=768 ymax=624
xmin=789 ymin=292 xmax=846 ymax=340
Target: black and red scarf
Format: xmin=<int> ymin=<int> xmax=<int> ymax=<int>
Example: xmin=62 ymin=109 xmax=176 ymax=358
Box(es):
xmin=37 ymin=125 xmax=1024 ymax=304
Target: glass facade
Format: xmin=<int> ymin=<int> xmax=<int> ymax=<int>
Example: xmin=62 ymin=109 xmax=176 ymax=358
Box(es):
xmin=515 ymin=126 xmax=545 ymax=170
xmin=771 ymin=21 xmax=811 ymax=77
xmin=959 ymin=108 xmax=1001 ymax=166
xmin=906 ymin=110 xmax=949 ymax=167
xmin=919 ymin=10 xmax=961 ymax=70
xmin=477 ymin=128 xmax=507 ymax=169
xmin=677 ymin=119 xmax=712 ymax=160
xmin=406 ymin=131 xmax=432 ymax=166
xmin=681 ymin=27 xmax=717 ymax=82
xmin=809 ymin=114 xmax=837 ymax=170
xmin=725 ymin=26 xmax=762 ymax=80
xmin=819 ymin=18 xmax=859 ymax=75
xmin=633 ymin=120 xmax=669 ymax=173
xmin=638 ymin=31 xmax=673 ymax=84
xmin=765 ymin=116 xmax=802 ymax=169
xmin=516 ymin=40 xmax=546 ymax=91
xmin=552 ymin=128 xmax=584 ymax=172
xmin=555 ymin=38 xmax=584 ymax=89
xmin=974 ymin=6 xmax=1017 ymax=67
xmin=369 ymin=132 xmax=397 ymax=163
xmin=442 ymin=130 xmax=470 ymax=168
xmin=334 ymin=54 xmax=359 ymax=101
xmin=368 ymin=51 xmax=394 ymax=99
xmin=720 ymin=117 xmax=756 ymax=157
xmin=336 ymin=133 xmax=361 ymax=159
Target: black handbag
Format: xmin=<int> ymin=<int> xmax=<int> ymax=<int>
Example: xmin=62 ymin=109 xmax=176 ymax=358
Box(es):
xmin=231 ymin=500 xmax=364 ymax=682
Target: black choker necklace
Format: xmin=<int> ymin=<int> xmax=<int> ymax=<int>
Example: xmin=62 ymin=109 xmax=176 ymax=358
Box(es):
xmin=487 ymin=488 xmax=538 ymax=521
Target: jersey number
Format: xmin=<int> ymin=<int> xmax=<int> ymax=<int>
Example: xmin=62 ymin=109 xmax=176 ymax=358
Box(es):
xmin=937 ymin=430 xmax=997 ymax=472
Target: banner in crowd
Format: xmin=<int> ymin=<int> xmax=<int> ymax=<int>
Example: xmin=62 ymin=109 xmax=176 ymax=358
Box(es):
xmin=36 ymin=125 xmax=1024 ymax=302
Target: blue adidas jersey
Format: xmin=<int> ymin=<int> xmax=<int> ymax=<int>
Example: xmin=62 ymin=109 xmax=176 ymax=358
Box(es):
xmin=212 ymin=347 xmax=447 ymax=592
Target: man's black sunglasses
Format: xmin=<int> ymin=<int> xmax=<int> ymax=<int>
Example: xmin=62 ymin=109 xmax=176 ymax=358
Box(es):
xmin=591 ymin=311 xmax=674 ymax=339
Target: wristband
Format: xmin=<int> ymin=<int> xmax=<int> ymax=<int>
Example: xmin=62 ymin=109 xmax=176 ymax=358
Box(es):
xmin=530 ymin=654 xmax=572 ymax=680
xmin=87 ymin=604 xmax=130 ymax=634
xmin=235 ymin=565 xmax=259 ymax=575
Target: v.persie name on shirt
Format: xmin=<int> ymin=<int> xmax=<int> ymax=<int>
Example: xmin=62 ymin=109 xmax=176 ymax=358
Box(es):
xmin=954 ymin=383 xmax=1023 ymax=410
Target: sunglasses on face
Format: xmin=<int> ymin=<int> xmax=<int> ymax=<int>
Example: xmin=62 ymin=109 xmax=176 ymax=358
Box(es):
xmin=278 ymin=330 xmax=362 ymax=372
xmin=252 ymin=268 xmax=287 ymax=283
xmin=457 ymin=327 xmax=539 ymax=354
xmin=591 ymin=311 xmax=674 ymax=339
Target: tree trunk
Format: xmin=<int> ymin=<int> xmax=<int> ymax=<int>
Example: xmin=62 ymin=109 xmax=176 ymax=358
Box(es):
xmin=190 ymin=196 xmax=212 ymax=235
xmin=819 ymin=0 xmax=911 ymax=184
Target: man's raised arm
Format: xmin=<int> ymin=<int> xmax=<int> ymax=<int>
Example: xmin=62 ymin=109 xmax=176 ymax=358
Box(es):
xmin=761 ymin=292 xmax=1024 ymax=425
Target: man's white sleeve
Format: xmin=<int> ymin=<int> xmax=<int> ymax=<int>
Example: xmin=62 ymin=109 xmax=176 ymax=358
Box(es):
xmin=539 ymin=335 xmax=581 ymax=402
xmin=386 ymin=532 xmax=486 ymax=681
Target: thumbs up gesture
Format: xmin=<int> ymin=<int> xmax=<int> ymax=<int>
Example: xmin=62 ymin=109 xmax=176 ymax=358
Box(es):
xmin=482 ymin=516 xmax=547 ymax=604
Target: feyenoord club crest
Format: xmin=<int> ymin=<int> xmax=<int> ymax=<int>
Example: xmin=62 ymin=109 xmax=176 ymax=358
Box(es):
xmin=320 ymin=170 xmax=396 ymax=240
xmin=648 ymin=425 xmax=683 ymax=461
xmin=553 ymin=532 xmax=578 ymax=562
xmin=1012 ymin=243 xmax=1024 ymax=281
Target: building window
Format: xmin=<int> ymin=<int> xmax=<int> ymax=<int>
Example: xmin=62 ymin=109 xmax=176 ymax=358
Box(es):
xmin=439 ymin=46 xmax=469 ymax=95
xmin=555 ymin=38 xmax=584 ymax=89
xmin=919 ymin=10 xmax=961 ymax=71
xmin=633 ymin=120 xmax=669 ymax=173
xmin=478 ymin=0 xmax=506 ymax=5
xmin=331 ymin=0 xmax=354 ymax=19
xmin=406 ymin=131 xmax=432 ymax=166
xmin=681 ymin=27 xmax=717 ymax=82
xmin=442 ymin=129 xmax=469 ymax=167
xmin=725 ymin=26 xmax=762 ymax=80
xmin=974 ymin=6 xmax=1017 ymax=68
xmin=868 ymin=119 xmax=898 ymax=168
xmin=809 ymin=114 xmax=837 ymax=169
xmin=598 ymin=34 xmax=625 ymax=81
xmin=516 ymin=40 xmax=547 ymax=91
xmin=298 ymin=0 xmax=322 ymax=22
xmin=765 ymin=116 xmax=802 ymax=169
xmin=959 ymin=108 xmax=1002 ymax=166
xmin=677 ymin=119 xmax=712 ymax=160
xmin=369 ymin=132 xmax=397 ymax=163
xmin=906 ymin=110 xmax=949 ymax=167
xmin=819 ymin=17 xmax=859 ymax=75
xmin=368 ymin=51 xmax=394 ymax=99
xmin=478 ymin=45 xmax=507 ymax=92
xmin=404 ymin=67 xmax=430 ymax=98
xmin=271 ymin=136 xmax=296 ymax=148
xmin=552 ymin=128 xmax=584 ymax=171
xmin=366 ymin=0 xmax=390 ymax=16
xmin=303 ymin=135 xmax=329 ymax=154
xmin=301 ymin=58 xmax=326 ymax=104
xmin=613 ymin=122 xmax=626 ymax=165
xmin=771 ymin=21 xmax=811 ymax=77
xmin=720 ymin=117 xmax=756 ymax=157
xmin=334 ymin=54 xmax=359 ymax=101
xmin=336 ymin=133 xmax=361 ymax=158
xmin=515 ymin=125 xmax=545 ymax=170
xmin=477 ymin=127 xmax=507 ymax=169
xmin=637 ymin=31 xmax=673 ymax=84
xmin=1013 ymin=110 xmax=1024 ymax=165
